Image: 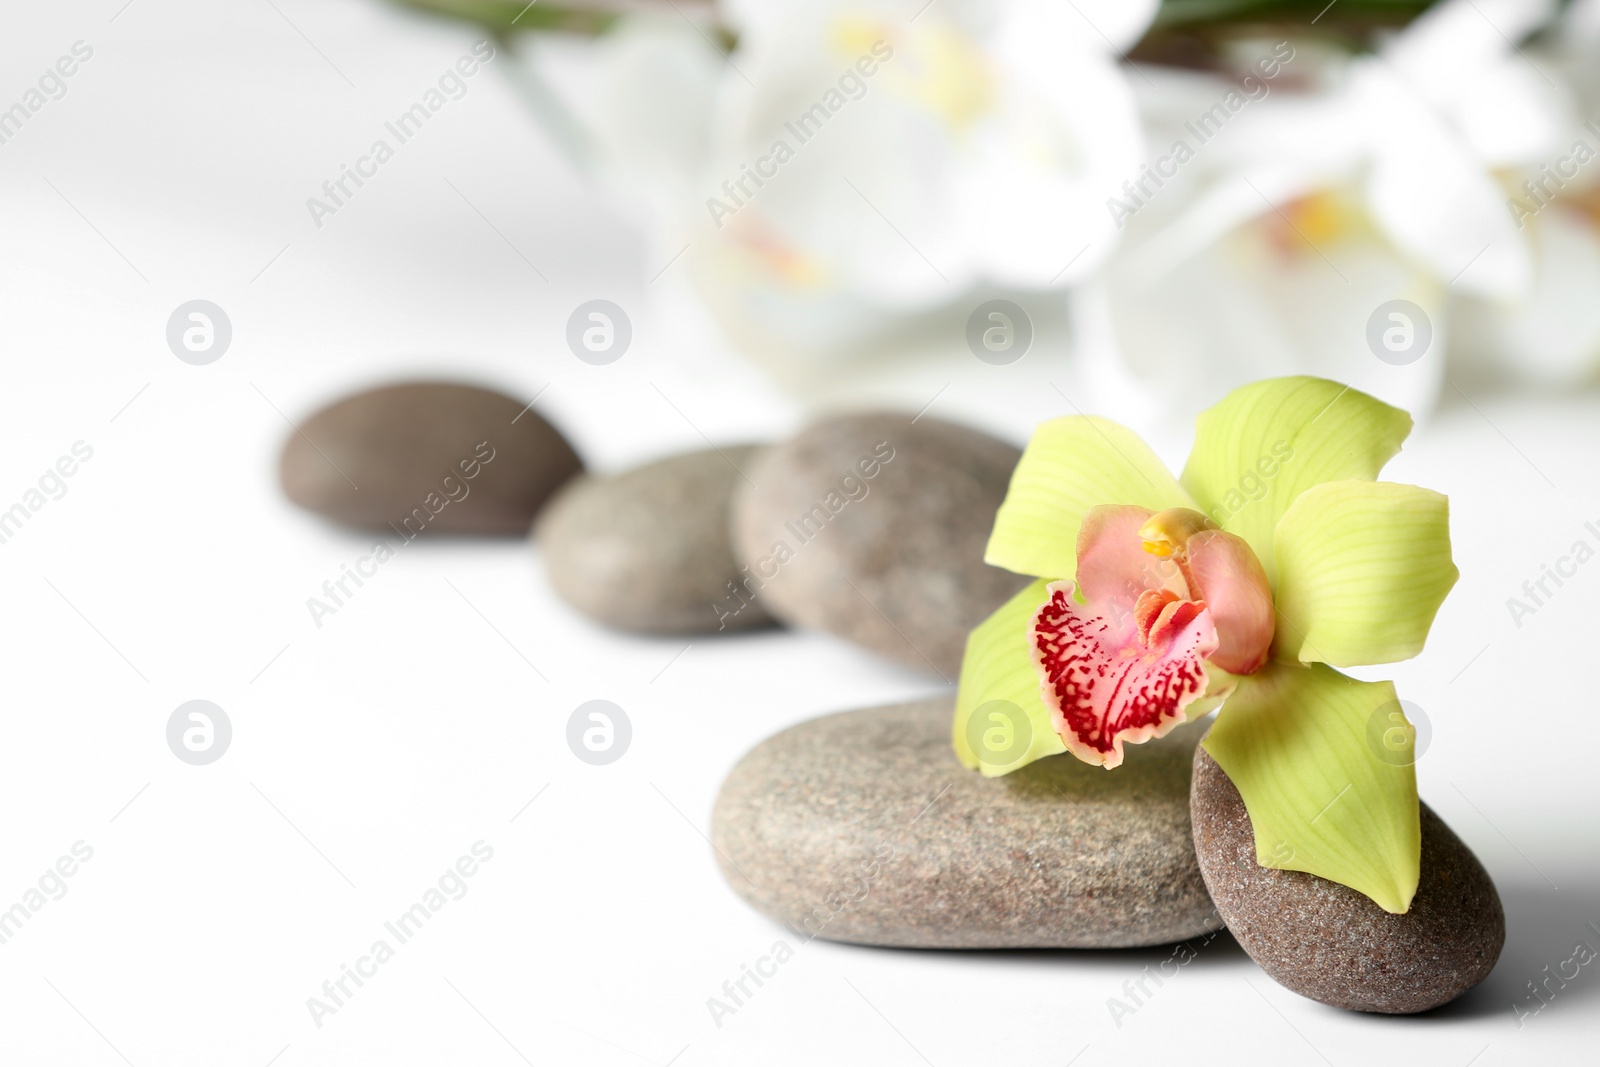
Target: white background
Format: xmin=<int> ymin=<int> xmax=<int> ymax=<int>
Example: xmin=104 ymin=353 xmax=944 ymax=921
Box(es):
xmin=0 ymin=2 xmax=1595 ymax=1064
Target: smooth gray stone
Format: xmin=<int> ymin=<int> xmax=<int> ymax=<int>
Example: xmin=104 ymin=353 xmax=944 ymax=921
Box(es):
xmin=536 ymin=446 xmax=774 ymax=634
xmin=731 ymin=413 xmax=1027 ymax=676
xmin=280 ymin=381 xmax=582 ymax=536
xmin=712 ymin=698 xmax=1223 ymax=949
xmin=1191 ymin=745 xmax=1504 ymax=1013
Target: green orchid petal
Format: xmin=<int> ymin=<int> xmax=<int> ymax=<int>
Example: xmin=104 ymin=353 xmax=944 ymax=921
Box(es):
xmin=953 ymin=579 xmax=1065 ymax=776
xmin=1180 ymin=377 xmax=1413 ymax=586
xmin=985 ymin=417 xmax=1192 ymax=579
xmin=1202 ymin=662 xmax=1420 ymax=914
xmin=1274 ymin=480 xmax=1458 ymax=667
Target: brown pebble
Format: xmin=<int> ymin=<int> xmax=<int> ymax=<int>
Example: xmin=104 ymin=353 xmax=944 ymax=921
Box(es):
xmin=730 ymin=413 xmax=1028 ymax=676
xmin=535 ymin=446 xmax=774 ymax=634
xmin=1190 ymin=744 xmax=1504 ymax=1013
xmin=280 ymin=381 xmax=582 ymax=536
xmin=711 ymin=698 xmax=1222 ymax=949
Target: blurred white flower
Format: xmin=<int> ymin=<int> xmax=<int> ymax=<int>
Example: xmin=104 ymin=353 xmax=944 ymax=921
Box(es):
xmin=1449 ymin=0 xmax=1600 ymax=388
xmin=535 ymin=0 xmax=1155 ymax=373
xmin=500 ymin=11 xmax=722 ymax=219
xmin=703 ymin=0 xmax=1152 ymax=301
xmin=508 ymin=0 xmax=1600 ymax=404
xmin=1091 ymin=0 xmax=1572 ymax=422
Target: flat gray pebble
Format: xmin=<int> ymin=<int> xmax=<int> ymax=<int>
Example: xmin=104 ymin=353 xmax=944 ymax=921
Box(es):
xmin=712 ymin=698 xmax=1222 ymax=949
xmin=536 ymin=446 xmax=774 ymax=634
xmin=731 ymin=413 xmax=1027 ymax=676
xmin=280 ymin=381 xmax=582 ymax=536
xmin=1191 ymin=744 xmax=1504 ymax=1013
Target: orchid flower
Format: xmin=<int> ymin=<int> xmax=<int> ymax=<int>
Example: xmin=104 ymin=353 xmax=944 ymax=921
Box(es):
xmin=953 ymin=377 xmax=1458 ymax=914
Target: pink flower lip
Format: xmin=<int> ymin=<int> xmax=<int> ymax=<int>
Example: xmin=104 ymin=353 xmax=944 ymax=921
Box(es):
xmin=1028 ymin=505 xmax=1276 ymax=764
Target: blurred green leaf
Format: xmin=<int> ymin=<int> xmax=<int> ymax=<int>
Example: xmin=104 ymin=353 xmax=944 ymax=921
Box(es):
xmin=388 ymin=0 xmax=618 ymax=35
xmin=1155 ymin=0 xmax=1436 ymax=30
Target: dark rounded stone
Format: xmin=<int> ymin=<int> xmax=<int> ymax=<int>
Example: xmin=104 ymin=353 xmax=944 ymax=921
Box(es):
xmin=711 ymin=698 xmax=1222 ymax=948
xmin=279 ymin=381 xmax=582 ymax=536
xmin=535 ymin=446 xmax=775 ymax=634
xmin=730 ymin=413 xmax=1028 ymax=677
xmin=1190 ymin=745 xmax=1504 ymax=1013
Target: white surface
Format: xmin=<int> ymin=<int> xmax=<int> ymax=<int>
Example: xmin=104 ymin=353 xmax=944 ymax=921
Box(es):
xmin=0 ymin=2 xmax=1595 ymax=1065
